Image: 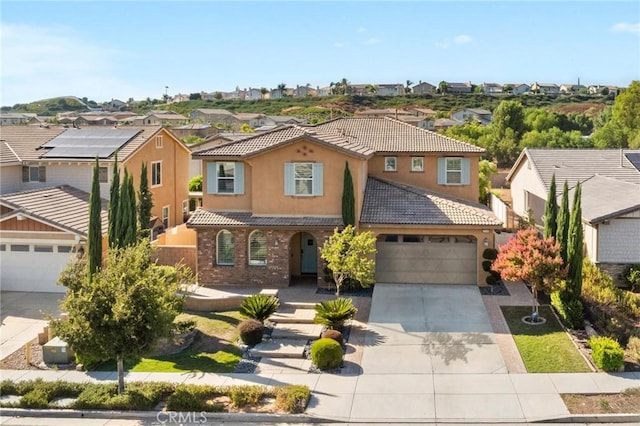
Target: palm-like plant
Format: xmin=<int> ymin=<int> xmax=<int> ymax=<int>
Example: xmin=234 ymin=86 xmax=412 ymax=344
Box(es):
xmin=240 ymin=294 xmax=280 ymax=323
xmin=314 ymin=298 xmax=357 ymax=331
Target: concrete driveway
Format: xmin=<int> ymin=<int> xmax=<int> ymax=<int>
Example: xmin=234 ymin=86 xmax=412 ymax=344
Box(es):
xmin=1 ymin=292 xmax=62 ymax=359
xmin=362 ymin=284 xmax=507 ymax=374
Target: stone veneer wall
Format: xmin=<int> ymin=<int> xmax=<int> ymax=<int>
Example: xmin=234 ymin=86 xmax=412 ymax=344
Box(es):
xmin=196 ymin=228 xmax=333 ymax=288
xmin=597 ymin=262 xmax=634 ymax=287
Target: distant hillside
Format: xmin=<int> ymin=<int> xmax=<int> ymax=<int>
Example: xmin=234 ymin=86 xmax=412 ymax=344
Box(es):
xmin=5 ymin=93 xmax=614 ymax=119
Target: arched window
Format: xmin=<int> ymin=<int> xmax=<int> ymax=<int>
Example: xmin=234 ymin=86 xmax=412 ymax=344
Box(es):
xmin=216 ymin=230 xmax=234 ymax=265
xmin=248 ymin=230 xmax=267 ymax=265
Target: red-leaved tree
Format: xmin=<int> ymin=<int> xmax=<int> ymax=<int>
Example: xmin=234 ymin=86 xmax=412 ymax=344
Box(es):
xmin=493 ymin=228 xmax=566 ymax=318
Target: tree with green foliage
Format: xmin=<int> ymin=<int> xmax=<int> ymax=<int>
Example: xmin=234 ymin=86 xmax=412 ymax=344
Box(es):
xmin=556 ymin=180 xmax=570 ymax=264
xmin=117 ymin=169 xmax=137 ymax=247
xmin=543 ymin=174 xmax=558 ymax=239
xmin=108 ymin=154 xmax=120 ymax=248
xmin=182 ymin=135 xmax=205 ymax=145
xmin=478 ymin=159 xmax=497 ymax=204
xmin=87 ymin=158 xmax=102 ymax=278
xmin=341 ymin=162 xmax=355 ymax=226
xmin=492 ymin=100 xmax=526 ymax=141
xmin=138 ymin=162 xmax=153 ymax=239
xmin=320 ymin=225 xmax=376 ymax=297
xmin=565 ymin=182 xmax=583 ymax=299
xmin=438 ymin=81 xmax=448 ymax=94
xmin=240 ymin=123 xmax=255 ymax=133
xmin=492 ymin=228 xmax=565 ymax=318
xmin=590 ymin=81 xmax=640 ymax=148
xmin=189 ymin=174 xmax=202 ymax=192
xmin=52 ymin=242 xmax=189 ymax=394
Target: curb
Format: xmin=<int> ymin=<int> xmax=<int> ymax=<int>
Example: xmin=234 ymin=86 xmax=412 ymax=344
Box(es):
xmin=0 ymin=408 xmax=336 ymax=424
xmin=543 ymin=414 xmax=640 ymax=423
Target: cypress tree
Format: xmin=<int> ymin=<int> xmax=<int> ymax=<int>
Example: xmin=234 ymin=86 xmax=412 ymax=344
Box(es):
xmin=87 ymin=157 xmax=102 ymax=278
xmin=543 ymin=173 xmax=558 ymax=239
xmin=108 ymin=153 xmax=120 ymax=248
xmin=556 ymin=180 xmax=570 ymax=264
xmin=566 ymin=182 xmax=584 ymax=298
xmin=122 ymin=173 xmax=138 ymax=247
xmin=117 ymin=169 xmax=132 ymax=247
xmin=138 ymin=162 xmax=153 ymax=240
xmin=341 ymin=161 xmax=355 ymax=227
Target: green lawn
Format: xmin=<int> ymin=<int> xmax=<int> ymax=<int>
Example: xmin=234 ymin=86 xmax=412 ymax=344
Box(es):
xmin=501 ymin=305 xmax=591 ymax=373
xmin=93 ymin=310 xmax=244 ymax=373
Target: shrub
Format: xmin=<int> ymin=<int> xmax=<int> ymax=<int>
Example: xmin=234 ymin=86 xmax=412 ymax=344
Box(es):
xmin=551 ymin=291 xmax=584 ymax=329
xmin=623 ymin=264 xmax=640 ymax=291
xmin=166 ymin=384 xmax=222 ymax=412
xmin=228 ymin=385 xmax=267 ymax=408
xmin=485 ymin=274 xmax=500 ymax=286
xmin=589 ymin=336 xmax=625 ymax=372
xmin=240 ymin=294 xmax=280 ymax=323
xmin=482 ymin=248 xmax=498 ymax=261
xmin=173 ymin=319 xmax=197 ymax=335
xmin=275 ymin=385 xmax=310 ymax=413
xmin=0 ymin=380 xmax=18 ymax=395
xmin=237 ymin=318 xmax=264 ymax=346
xmin=20 ymin=388 xmax=49 ymax=408
xmin=74 ymin=383 xmax=117 ymax=409
xmin=321 ymin=329 xmax=344 ymax=346
xmin=310 ymin=338 xmax=343 ymax=370
xmin=482 ymin=260 xmax=493 ymax=272
xmin=314 ymin=298 xmax=357 ymax=331
xmin=626 ymin=336 xmax=640 ymax=363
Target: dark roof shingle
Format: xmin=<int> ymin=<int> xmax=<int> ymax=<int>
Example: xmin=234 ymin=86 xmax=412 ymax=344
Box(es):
xmin=187 ymin=210 xmax=343 ymax=228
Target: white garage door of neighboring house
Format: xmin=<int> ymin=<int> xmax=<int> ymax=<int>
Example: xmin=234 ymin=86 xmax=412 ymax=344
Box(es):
xmin=376 ymin=235 xmax=477 ymax=285
xmin=1 ymin=243 xmax=74 ymax=293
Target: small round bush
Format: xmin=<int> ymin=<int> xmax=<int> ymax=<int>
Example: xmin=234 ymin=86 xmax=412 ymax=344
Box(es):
xmin=310 ymin=338 xmax=343 ymax=370
xmin=589 ymin=336 xmax=624 ymax=372
xmin=238 ymin=319 xmax=264 ymax=346
xmin=321 ymin=329 xmax=344 ymax=346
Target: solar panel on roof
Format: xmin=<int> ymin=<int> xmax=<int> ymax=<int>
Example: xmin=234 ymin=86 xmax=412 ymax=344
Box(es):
xmin=41 ymin=128 xmax=140 ymax=158
xmin=626 ymin=153 xmax=640 ymax=171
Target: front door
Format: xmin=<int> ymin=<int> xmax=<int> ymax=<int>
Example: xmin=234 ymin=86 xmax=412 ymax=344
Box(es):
xmin=300 ymin=232 xmax=317 ymax=274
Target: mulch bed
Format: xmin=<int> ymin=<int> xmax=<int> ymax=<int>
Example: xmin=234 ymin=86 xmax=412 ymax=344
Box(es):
xmin=0 ymin=338 xmax=75 ymax=371
xmin=479 ymin=280 xmax=510 ymax=296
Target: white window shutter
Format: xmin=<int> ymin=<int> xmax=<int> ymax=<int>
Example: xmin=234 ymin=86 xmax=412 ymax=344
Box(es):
xmin=206 ymin=162 xmax=218 ymax=194
xmin=284 ymin=163 xmax=294 ymax=195
xmin=461 ymin=158 xmax=470 ymax=185
xmin=234 ymin=162 xmax=245 ymax=194
xmin=313 ymin=163 xmax=323 ymax=196
xmin=437 ymin=158 xmax=446 ymax=184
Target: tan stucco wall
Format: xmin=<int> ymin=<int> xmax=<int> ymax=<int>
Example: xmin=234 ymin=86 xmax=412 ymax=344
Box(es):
xmin=156 ymin=224 xmax=197 ymax=245
xmin=360 ymin=224 xmax=497 ymax=286
xmin=367 ymin=154 xmax=480 ymax=202
xmin=125 ymin=129 xmax=191 ymax=227
xmin=201 ymin=139 xmax=368 ymax=219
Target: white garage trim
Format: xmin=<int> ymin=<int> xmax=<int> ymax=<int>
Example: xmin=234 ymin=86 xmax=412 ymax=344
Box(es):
xmin=375 ymin=235 xmax=477 ymax=285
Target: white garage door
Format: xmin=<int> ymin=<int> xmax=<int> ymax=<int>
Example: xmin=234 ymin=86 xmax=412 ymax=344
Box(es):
xmin=376 ymin=235 xmax=477 ymax=285
xmin=1 ymin=243 xmax=74 ymax=293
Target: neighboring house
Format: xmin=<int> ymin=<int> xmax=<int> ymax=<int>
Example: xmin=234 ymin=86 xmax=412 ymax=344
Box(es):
xmin=233 ymin=113 xmax=268 ymax=129
xmin=269 ymin=88 xmax=286 ymax=99
xmin=133 ymin=113 xmax=188 ymax=126
xmin=104 ymin=99 xmax=126 ymax=111
xmin=408 ymin=108 xmax=437 ymax=117
xmin=375 ymin=84 xmax=404 ymax=96
xmin=506 ymin=148 xmax=640 ymax=278
xmin=395 ymin=115 xmax=435 ymax=130
xmin=355 ymin=108 xmax=403 ymax=118
xmin=317 ymin=86 xmax=332 ymax=97
xmin=412 ymin=82 xmax=437 ymax=95
xmin=588 ymin=85 xmax=620 ymax=96
xmin=188 ymin=133 xmax=253 ymax=178
xmin=265 ymin=116 xmax=306 ymax=126
xmin=530 ymin=82 xmax=560 ymax=95
xmin=482 ymin=83 xmax=503 ymax=95
xmin=510 ymin=83 xmax=531 ymax=95
xmin=0 ymin=185 xmax=108 ymax=293
xmin=190 ymin=109 xmax=235 ymax=126
xmin=245 ymin=88 xmax=263 ymax=101
xmin=170 ymin=93 xmax=190 ymax=103
xmin=171 ymin=124 xmax=219 ymax=140
xmin=0 ymin=126 xmax=191 ymax=229
xmin=452 ymin=108 xmax=493 ymax=125
xmin=434 ymin=118 xmax=459 ymax=130
xmin=559 ymin=84 xmax=586 ymax=94
xmin=446 ymin=82 xmax=472 ymax=94
xmin=77 ymin=115 xmax=119 ymax=126
xmin=293 ymin=85 xmax=317 ymax=98
xmin=188 ymin=117 xmax=501 ymax=289
xmin=0 ymin=113 xmax=39 ymax=126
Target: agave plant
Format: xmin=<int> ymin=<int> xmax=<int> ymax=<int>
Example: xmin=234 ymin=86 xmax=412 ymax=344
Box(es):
xmin=313 ymin=297 xmax=357 ymax=331
xmin=240 ymin=294 xmax=280 ymax=323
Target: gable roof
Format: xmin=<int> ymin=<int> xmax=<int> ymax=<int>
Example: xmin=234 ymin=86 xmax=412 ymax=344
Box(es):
xmin=313 ymin=117 xmax=485 ymax=153
xmin=570 ymin=175 xmax=640 ymax=224
xmin=192 ymin=125 xmax=374 ymax=159
xmin=507 ymin=148 xmax=640 ymax=190
xmin=361 ymin=177 xmax=501 ymax=226
xmin=0 ymin=185 xmax=108 ymax=237
xmin=194 ymin=109 xmax=234 ymax=115
xmin=0 ymin=126 xmax=67 ymax=164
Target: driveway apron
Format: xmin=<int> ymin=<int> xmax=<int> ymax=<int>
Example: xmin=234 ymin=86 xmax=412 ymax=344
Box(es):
xmin=362 ymin=284 xmax=507 ymax=374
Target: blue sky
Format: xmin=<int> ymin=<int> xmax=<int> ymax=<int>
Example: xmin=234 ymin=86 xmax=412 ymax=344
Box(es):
xmin=1 ymin=1 xmax=639 ymax=106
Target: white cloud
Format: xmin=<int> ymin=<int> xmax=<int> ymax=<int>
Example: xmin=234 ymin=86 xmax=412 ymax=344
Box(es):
xmin=364 ymin=38 xmax=381 ymax=45
xmin=333 ymin=42 xmax=344 ymax=48
xmin=435 ymin=41 xmax=451 ymax=49
xmin=0 ymin=23 xmax=134 ymax=105
xmin=611 ymin=22 xmax=640 ymax=34
xmin=453 ymin=34 xmax=472 ymax=44
xmin=357 ymin=27 xmax=366 ymax=33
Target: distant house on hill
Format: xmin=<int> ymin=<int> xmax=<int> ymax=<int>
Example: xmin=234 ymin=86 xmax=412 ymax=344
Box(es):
xmin=412 ymin=82 xmax=437 ymax=95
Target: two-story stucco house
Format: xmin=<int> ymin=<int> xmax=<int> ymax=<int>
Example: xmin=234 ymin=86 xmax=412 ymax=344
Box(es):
xmin=506 ymin=148 xmax=640 ymax=279
xmin=0 ymin=126 xmax=192 ymax=292
xmin=452 ymin=108 xmax=493 ymax=126
xmin=188 ymin=117 xmax=501 ymax=289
